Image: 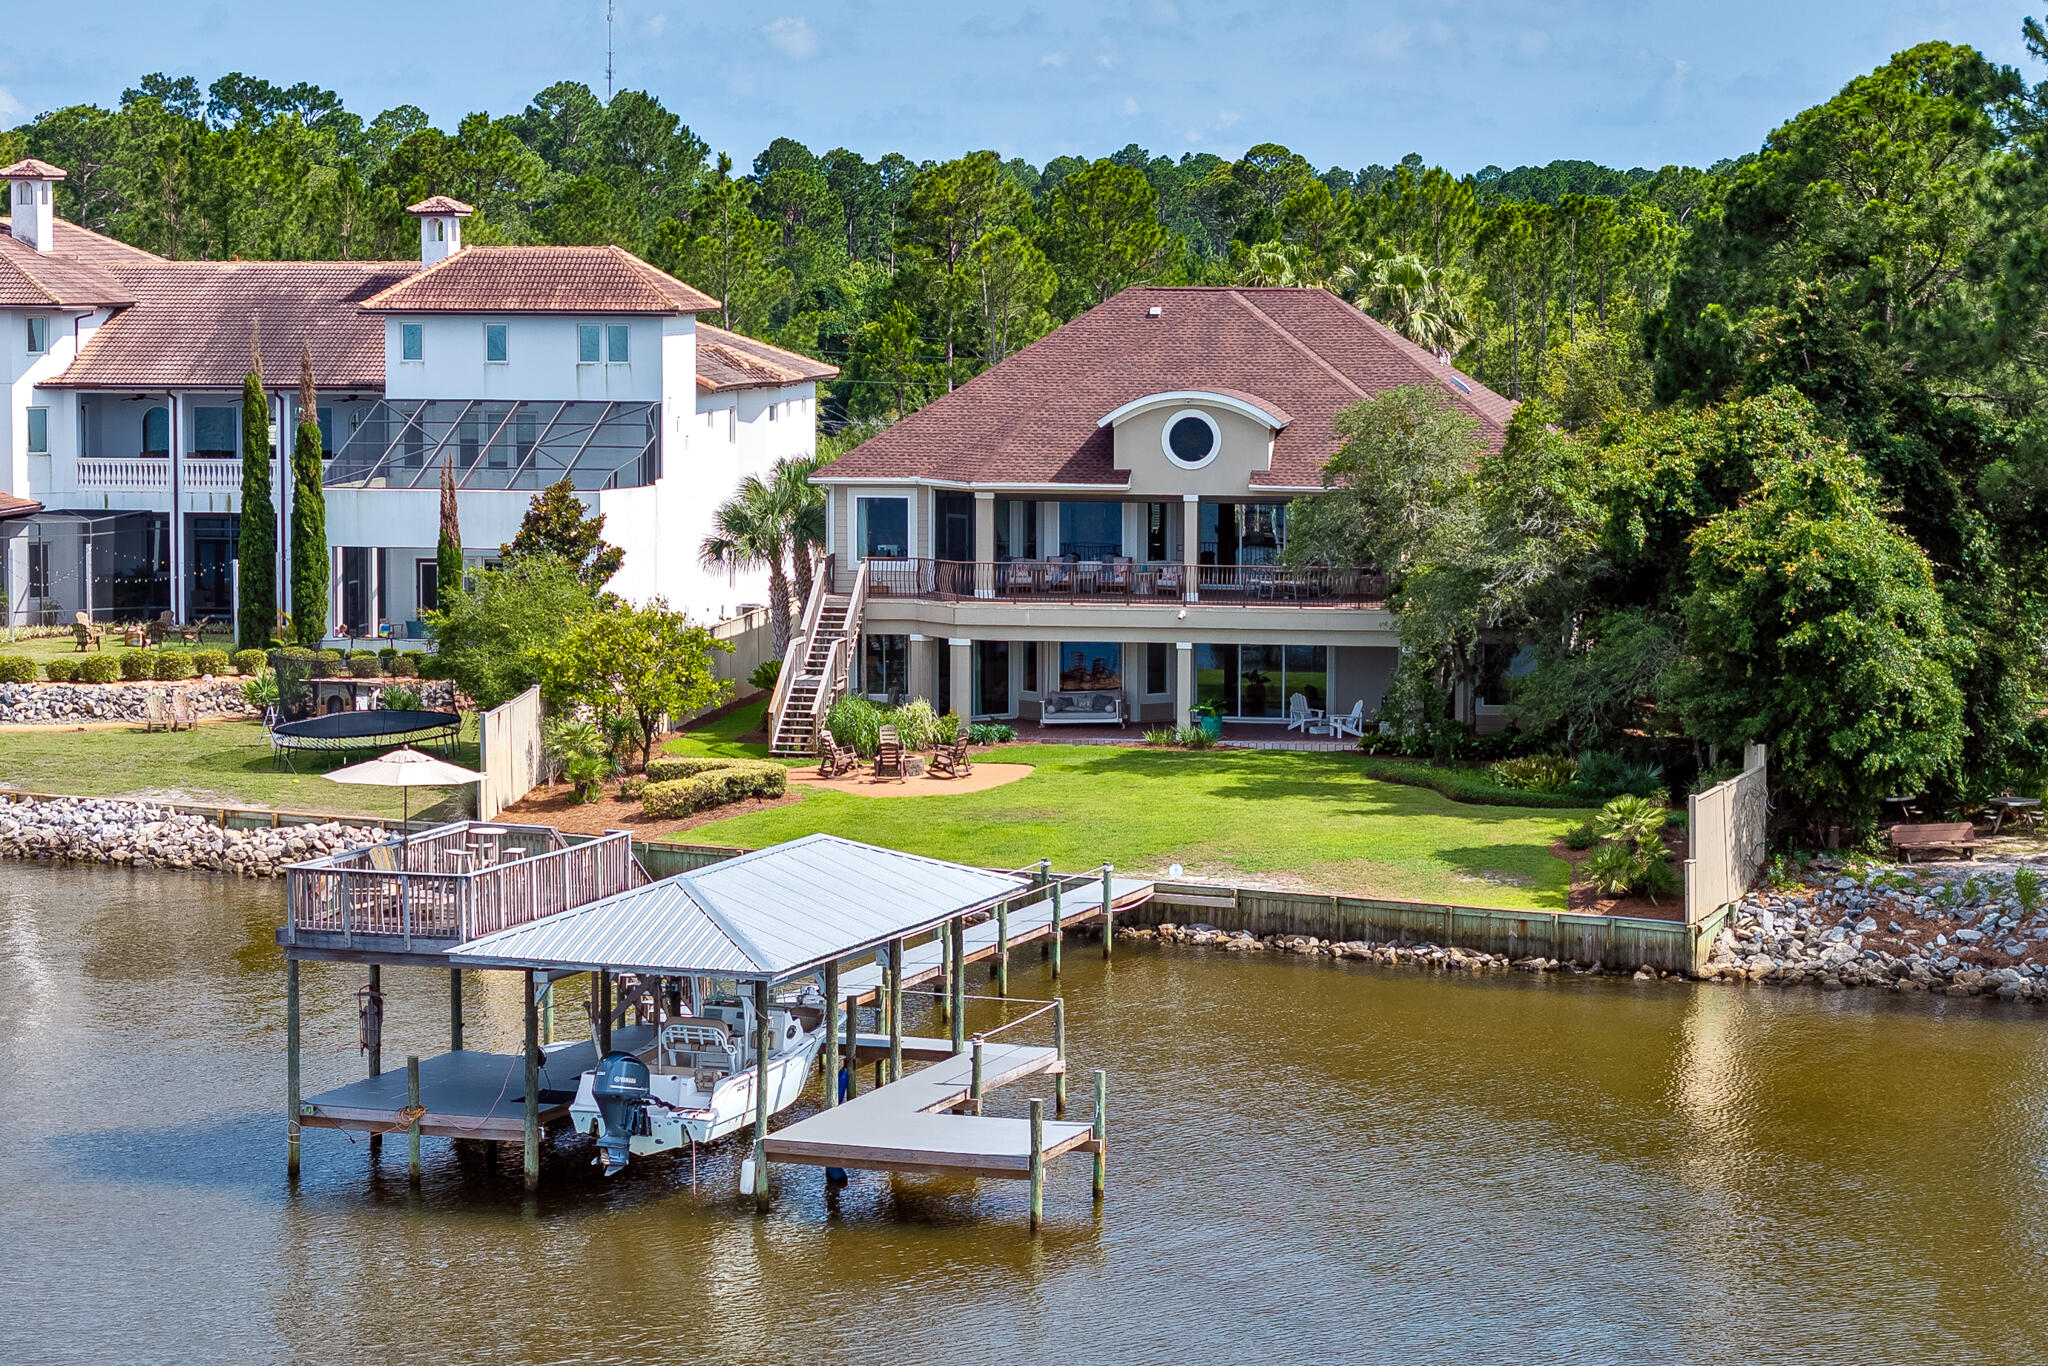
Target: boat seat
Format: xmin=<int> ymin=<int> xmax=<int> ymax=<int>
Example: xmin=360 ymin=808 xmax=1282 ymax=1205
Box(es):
xmin=656 ymin=1017 xmax=735 ymax=1072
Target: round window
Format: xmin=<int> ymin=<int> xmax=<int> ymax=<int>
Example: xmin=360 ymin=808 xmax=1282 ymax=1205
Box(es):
xmin=1163 ymin=410 xmax=1220 ymax=468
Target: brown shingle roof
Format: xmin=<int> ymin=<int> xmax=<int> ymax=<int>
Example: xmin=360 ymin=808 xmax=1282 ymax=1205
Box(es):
xmin=360 ymin=244 xmax=719 ymax=315
xmin=695 ymin=322 xmax=838 ymax=393
xmin=0 ymin=491 xmax=42 ymax=520
xmin=821 ymin=286 xmax=1514 ymax=489
xmin=46 ymin=259 xmax=418 ymax=391
xmin=0 ymin=227 xmax=134 ymax=307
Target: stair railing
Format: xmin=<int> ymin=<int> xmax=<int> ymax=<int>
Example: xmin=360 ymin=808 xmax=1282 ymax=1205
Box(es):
xmin=768 ymin=554 xmax=834 ymax=742
xmin=838 ymin=557 xmax=871 ymax=697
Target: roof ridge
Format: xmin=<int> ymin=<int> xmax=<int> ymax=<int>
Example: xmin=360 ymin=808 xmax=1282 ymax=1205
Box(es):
xmin=675 ymin=864 xmax=781 ymax=974
xmin=1226 ymin=289 xmax=1370 ymax=402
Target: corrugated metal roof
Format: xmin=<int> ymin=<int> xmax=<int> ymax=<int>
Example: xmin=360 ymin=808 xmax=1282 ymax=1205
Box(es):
xmin=448 ymin=834 xmax=1027 ymax=980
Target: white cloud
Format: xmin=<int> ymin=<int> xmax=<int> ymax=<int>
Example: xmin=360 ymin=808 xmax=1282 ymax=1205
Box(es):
xmin=1122 ymin=95 xmax=1140 ymax=116
xmin=1517 ymin=29 xmax=1547 ymax=60
xmin=1040 ymin=51 xmax=1067 ymax=69
xmin=646 ymin=13 xmax=668 ymax=38
xmin=0 ymin=86 xmax=24 ymax=121
xmin=1216 ymin=109 xmax=1240 ymax=129
xmin=762 ymin=17 xmax=819 ymax=60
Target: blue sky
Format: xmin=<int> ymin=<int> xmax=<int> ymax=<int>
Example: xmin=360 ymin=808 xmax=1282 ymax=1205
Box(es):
xmin=2 ymin=2 xmax=2036 ymax=172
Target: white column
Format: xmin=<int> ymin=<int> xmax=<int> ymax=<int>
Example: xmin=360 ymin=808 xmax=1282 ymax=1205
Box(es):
xmin=1181 ymin=494 xmax=1199 ymax=603
xmin=1175 ymin=642 xmax=1194 ymax=730
xmin=168 ymin=393 xmax=185 ymax=621
xmin=973 ymin=492 xmax=996 ymax=599
xmin=949 ymin=637 xmax=973 ymax=720
xmin=908 ymin=634 xmax=933 ymax=706
xmin=369 ymin=549 xmax=383 ymax=636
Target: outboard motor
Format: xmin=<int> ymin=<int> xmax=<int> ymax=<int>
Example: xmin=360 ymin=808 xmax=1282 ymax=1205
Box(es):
xmin=589 ymin=1050 xmax=652 ymax=1174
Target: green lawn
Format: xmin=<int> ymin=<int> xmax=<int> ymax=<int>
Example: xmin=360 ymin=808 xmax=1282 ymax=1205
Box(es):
xmin=0 ymin=632 xmax=239 ymax=666
xmin=664 ymin=697 xmax=779 ymax=761
xmin=673 ymin=740 xmax=1591 ymax=910
xmin=0 ymin=716 xmax=479 ymax=822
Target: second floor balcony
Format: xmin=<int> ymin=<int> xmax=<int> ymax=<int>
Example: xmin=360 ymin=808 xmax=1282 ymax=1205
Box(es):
xmin=843 ymin=557 xmax=1386 ymax=608
xmin=72 ymin=455 xmax=249 ymax=494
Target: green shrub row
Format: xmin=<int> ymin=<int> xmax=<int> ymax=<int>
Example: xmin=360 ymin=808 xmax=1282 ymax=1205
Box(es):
xmin=0 ymin=655 xmax=36 ymax=683
xmin=1357 ymin=757 xmax=1596 ymax=809
xmin=42 ymin=657 xmax=79 ymax=682
xmin=641 ymin=757 xmax=788 ymax=817
xmin=78 ymin=655 xmax=119 ymax=683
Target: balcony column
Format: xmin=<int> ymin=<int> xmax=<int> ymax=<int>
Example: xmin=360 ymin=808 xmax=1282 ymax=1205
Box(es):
xmin=973 ymin=492 xmax=996 ymax=599
xmin=908 ymin=634 xmax=934 ymax=707
xmin=1175 ymin=642 xmax=1194 ymax=730
xmin=949 ymin=637 xmax=973 ymax=721
xmin=1181 ymin=494 xmax=1199 ymax=603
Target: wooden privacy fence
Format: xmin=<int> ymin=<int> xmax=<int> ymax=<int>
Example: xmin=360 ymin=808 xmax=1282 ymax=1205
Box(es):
xmin=1685 ymin=743 xmax=1769 ymax=926
xmin=477 ymin=686 xmax=544 ymax=821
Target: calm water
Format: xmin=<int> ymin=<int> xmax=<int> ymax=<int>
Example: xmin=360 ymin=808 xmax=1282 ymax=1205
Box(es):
xmin=3 ymin=862 xmax=2046 ymax=1365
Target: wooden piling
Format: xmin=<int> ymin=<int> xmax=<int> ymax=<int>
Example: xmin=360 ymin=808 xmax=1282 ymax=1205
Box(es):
xmin=753 ymin=979 xmax=772 ymax=1214
xmin=938 ymin=928 xmax=951 ymax=1028
xmin=522 ymin=970 xmax=540 ymax=1191
xmin=887 ymin=938 xmax=904 ymax=1083
xmin=1101 ymin=864 xmax=1114 ymax=959
xmin=1038 ymin=859 xmax=1051 ymax=960
xmin=843 ymin=993 xmax=859 ymax=1100
xmin=596 ymin=972 xmax=612 ymax=1053
xmin=949 ymin=915 xmax=967 ymax=1056
xmin=367 ymin=964 xmax=383 ymax=1157
xmin=449 ymin=969 xmax=463 ymax=1051
xmin=541 ymin=979 xmax=554 ymax=1046
xmin=1028 ymin=1098 xmax=1044 ymax=1233
xmin=1092 ymin=1068 xmax=1107 ymax=1201
xmin=1054 ymin=997 xmax=1067 ymax=1118
xmin=406 ymin=1055 xmax=422 ymax=1182
xmin=970 ymin=1039 xmax=984 ymax=1115
xmin=1051 ymin=881 xmax=1063 ymax=979
xmin=286 ymin=959 xmax=301 ymax=1177
xmin=995 ymin=897 xmax=1010 ymax=997
xmin=822 ymin=961 xmax=840 ymax=1109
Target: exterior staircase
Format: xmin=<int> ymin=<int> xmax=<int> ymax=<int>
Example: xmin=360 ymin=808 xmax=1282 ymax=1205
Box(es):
xmin=768 ymin=556 xmax=868 ymax=757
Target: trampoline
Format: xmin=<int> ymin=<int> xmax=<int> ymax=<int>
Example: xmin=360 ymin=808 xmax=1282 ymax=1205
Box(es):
xmin=270 ymin=709 xmax=462 ymax=771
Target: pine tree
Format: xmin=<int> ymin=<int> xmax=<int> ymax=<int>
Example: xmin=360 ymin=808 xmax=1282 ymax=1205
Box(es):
xmin=236 ymin=319 xmax=276 ymax=650
xmin=288 ymin=344 xmax=328 ymax=646
xmin=436 ymin=455 xmax=463 ymax=612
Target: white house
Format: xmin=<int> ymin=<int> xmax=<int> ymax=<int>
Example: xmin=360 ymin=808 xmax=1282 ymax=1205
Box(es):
xmin=0 ymin=160 xmax=834 ymax=637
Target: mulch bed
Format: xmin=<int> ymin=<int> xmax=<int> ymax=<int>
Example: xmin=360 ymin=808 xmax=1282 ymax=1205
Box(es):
xmin=502 ymin=781 xmax=800 ymax=841
xmin=1554 ymin=821 xmax=1690 ymax=922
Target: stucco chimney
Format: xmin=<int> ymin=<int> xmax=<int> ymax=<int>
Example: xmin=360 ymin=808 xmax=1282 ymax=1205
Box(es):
xmin=2 ymin=159 xmax=66 ymax=254
xmin=406 ymin=194 xmax=475 ymax=268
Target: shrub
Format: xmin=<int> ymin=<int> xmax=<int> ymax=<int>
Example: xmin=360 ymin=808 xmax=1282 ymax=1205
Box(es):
xmin=310 ymin=649 xmax=343 ymax=678
xmin=544 ymin=717 xmax=612 ymax=802
xmin=641 ymin=757 xmax=788 ymax=817
xmin=1143 ymin=726 xmax=1179 ymax=746
xmin=1177 ymin=723 xmax=1217 ymax=749
xmin=969 ymin=721 xmax=1016 ymax=745
xmin=826 ymin=694 xmax=882 ymax=758
xmin=1356 ymin=757 xmax=1593 ymax=809
xmin=1585 ymin=795 xmax=1680 ymax=901
xmin=617 ymin=774 xmax=648 ymax=801
xmin=389 ymin=654 xmax=420 ymax=678
xmin=378 ymin=647 xmax=399 ymax=666
xmin=417 ymin=653 xmax=451 ymax=680
xmin=1490 ymin=754 xmax=1578 ymax=793
xmin=242 ymin=673 xmax=280 ymax=711
xmin=749 ymin=657 xmax=783 ymax=691
xmin=154 ymin=652 xmax=194 ymax=680
xmin=380 ymin=684 xmax=423 ymax=712
xmin=78 ymin=655 xmax=120 ymax=684
xmin=1564 ymin=820 xmax=1598 ymax=851
xmin=883 ymin=697 xmax=941 ymax=752
xmin=191 ymin=649 xmax=229 ymax=677
xmin=43 ymin=657 xmax=80 ymax=682
xmin=348 ymin=655 xmax=383 ymax=678
xmin=0 ymin=655 xmax=39 ymax=683
xmin=1571 ymin=752 xmax=1667 ymax=802
xmin=934 ymin=710 xmax=963 ymax=745
xmin=119 ymin=651 xmax=156 ymax=681
xmin=231 ymin=649 xmax=267 ymax=676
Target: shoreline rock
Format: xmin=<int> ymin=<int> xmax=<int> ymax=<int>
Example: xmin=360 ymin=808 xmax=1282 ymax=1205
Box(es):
xmin=1118 ymin=922 xmax=1686 ymax=980
xmin=0 ymin=678 xmax=256 ymax=727
xmin=0 ymin=795 xmax=380 ymax=877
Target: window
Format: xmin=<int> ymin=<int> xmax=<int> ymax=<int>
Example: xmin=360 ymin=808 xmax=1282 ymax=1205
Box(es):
xmin=142 ymin=406 xmax=168 ymax=455
xmin=416 ymin=559 xmax=440 ymax=615
xmin=401 ymin=323 xmax=424 ymax=361
xmin=26 ymin=407 xmax=48 ymax=454
xmin=486 ymin=323 xmax=508 ymax=363
xmin=1022 ymin=641 xmax=1039 ymax=693
xmin=768 ymin=402 xmax=778 ymax=422
xmin=193 ymin=407 xmax=237 ymax=455
xmin=317 ymin=406 xmax=334 ymax=451
xmin=1163 ymin=409 xmax=1219 ymax=467
xmin=25 ymin=317 xmax=49 ymax=354
xmin=1196 ymin=643 xmax=1327 ymax=718
xmin=1058 ymin=502 xmax=1122 ymax=559
xmin=606 ymin=324 xmax=630 ymax=363
xmin=1147 ymin=642 xmax=1168 ymax=694
xmin=864 ymin=634 xmax=907 ymax=698
xmin=578 ymin=324 xmax=601 ymax=363
xmin=27 ymin=542 xmax=49 ymax=599
xmin=1059 ymin=642 xmax=1121 ymax=692
xmin=1146 ymin=502 xmax=1170 ymax=561
xmin=1199 ymin=501 xmax=1289 ymax=566
xmin=857 ymin=496 xmax=909 ymax=558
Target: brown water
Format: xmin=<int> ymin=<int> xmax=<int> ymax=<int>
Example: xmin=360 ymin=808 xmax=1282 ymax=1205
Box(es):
xmin=3 ymin=862 xmax=2046 ymax=1365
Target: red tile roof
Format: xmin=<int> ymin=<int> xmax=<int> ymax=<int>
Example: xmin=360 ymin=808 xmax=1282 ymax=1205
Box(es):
xmin=0 ymin=491 xmax=42 ymax=519
xmin=0 ymin=227 xmax=134 ymax=307
xmin=695 ymin=322 xmax=839 ymax=393
xmin=360 ymin=244 xmax=719 ymax=315
xmin=46 ymin=259 xmax=419 ymax=391
xmin=0 ymin=215 xmax=164 ymax=267
xmin=0 ymin=159 xmax=67 ymax=180
xmin=821 ymin=286 xmax=1514 ymax=489
xmin=406 ymin=195 xmax=474 ymax=216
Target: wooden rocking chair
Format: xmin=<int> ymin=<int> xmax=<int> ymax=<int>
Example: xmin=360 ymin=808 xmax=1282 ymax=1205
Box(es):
xmin=930 ymin=734 xmax=972 ymax=779
xmin=873 ymin=724 xmax=908 ymax=783
xmin=72 ymin=613 xmax=103 ymax=652
xmin=818 ymin=731 xmax=859 ymax=779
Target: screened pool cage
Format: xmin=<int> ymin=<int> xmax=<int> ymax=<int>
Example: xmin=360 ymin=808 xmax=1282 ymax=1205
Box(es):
xmin=324 ymin=399 xmax=661 ymax=492
xmin=2 ymin=512 xmax=174 ymax=626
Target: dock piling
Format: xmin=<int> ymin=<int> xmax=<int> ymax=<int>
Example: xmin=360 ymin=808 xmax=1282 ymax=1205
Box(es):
xmin=949 ymin=915 xmax=966 ymax=1056
xmin=1054 ymin=997 xmax=1067 ymax=1118
xmin=753 ymin=979 xmax=771 ymax=1213
xmin=995 ymin=897 xmax=1010 ymax=997
xmin=970 ymin=1039 xmax=984 ymax=1115
xmin=596 ymin=972 xmax=611 ymax=1053
xmin=366 ymin=964 xmax=383 ymax=1158
xmin=286 ymin=960 xmax=301 ymax=1178
xmin=1051 ymin=881 xmax=1063 ymax=980
xmin=522 ymin=970 xmax=540 ymax=1192
xmin=1092 ymin=1069 xmax=1107 ymax=1201
xmin=541 ymin=980 xmax=554 ymax=1046
xmin=887 ymin=938 xmax=904 ymax=1084
xmin=406 ymin=1055 xmax=422 ymax=1183
xmin=1101 ymin=864 xmax=1114 ymax=958
xmin=449 ymin=970 xmax=464 ymax=1051
xmin=938 ymin=928 xmax=951 ymax=1028
xmin=843 ymin=994 xmax=859 ymax=1099
xmin=823 ymin=961 xmax=840 ymax=1109
xmin=1028 ymin=1098 xmax=1044 ymax=1233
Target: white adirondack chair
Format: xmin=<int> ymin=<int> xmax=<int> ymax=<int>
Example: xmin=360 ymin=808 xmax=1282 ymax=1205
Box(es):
xmin=1329 ymin=700 xmax=1367 ymax=740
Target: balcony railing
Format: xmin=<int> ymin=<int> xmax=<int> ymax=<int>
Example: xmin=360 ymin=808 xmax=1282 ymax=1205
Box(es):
xmin=74 ymin=456 xmax=248 ymax=493
xmin=844 ymin=557 xmax=1386 ymax=607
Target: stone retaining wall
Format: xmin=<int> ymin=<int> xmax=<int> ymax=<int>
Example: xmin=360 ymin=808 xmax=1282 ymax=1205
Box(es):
xmin=0 ymin=679 xmax=255 ymax=726
xmin=0 ymin=796 xmax=379 ymax=877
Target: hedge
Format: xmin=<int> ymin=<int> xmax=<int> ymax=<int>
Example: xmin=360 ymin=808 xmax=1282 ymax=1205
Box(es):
xmin=78 ymin=655 xmax=120 ymax=684
xmin=119 ymin=651 xmax=155 ymax=681
xmin=1357 ymin=757 xmax=1597 ymax=810
xmin=348 ymin=655 xmax=383 ymax=678
xmin=641 ymin=756 xmax=788 ymax=818
xmin=154 ymin=652 xmax=194 ymax=680
xmin=231 ymin=649 xmax=268 ymax=676
xmin=389 ymin=654 xmax=420 ymax=678
xmin=0 ymin=655 xmax=37 ymax=683
xmin=191 ymin=650 xmax=230 ymax=677
xmin=43 ymin=657 xmax=80 ymax=682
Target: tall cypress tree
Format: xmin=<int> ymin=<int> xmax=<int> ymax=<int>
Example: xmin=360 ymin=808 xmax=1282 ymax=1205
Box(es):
xmin=289 ymin=344 xmax=329 ymax=647
xmin=236 ymin=320 xmax=276 ymax=650
xmin=436 ymin=454 xmax=463 ymax=613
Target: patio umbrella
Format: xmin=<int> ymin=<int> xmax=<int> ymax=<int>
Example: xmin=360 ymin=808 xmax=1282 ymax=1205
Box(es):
xmin=324 ymin=747 xmax=483 ymax=830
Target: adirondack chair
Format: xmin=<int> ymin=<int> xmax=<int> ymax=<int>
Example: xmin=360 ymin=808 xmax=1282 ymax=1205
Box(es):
xmin=170 ymin=689 xmax=197 ymax=732
xmin=147 ymin=610 xmax=173 ymax=646
xmin=142 ymin=690 xmax=169 ymax=733
xmin=1285 ymin=692 xmax=1325 ymax=733
xmin=930 ymin=734 xmax=973 ymax=779
xmin=72 ymin=613 xmax=103 ymax=652
xmin=1328 ymin=699 xmax=1367 ymax=740
xmin=873 ymin=724 xmax=908 ymax=783
xmin=818 ymin=731 xmax=859 ymax=779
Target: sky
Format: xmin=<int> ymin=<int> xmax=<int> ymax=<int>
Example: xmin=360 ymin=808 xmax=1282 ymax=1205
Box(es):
xmin=1 ymin=1 xmax=2037 ymax=174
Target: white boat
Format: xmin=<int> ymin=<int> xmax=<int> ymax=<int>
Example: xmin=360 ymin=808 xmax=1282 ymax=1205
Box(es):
xmin=570 ymin=988 xmax=826 ymax=1173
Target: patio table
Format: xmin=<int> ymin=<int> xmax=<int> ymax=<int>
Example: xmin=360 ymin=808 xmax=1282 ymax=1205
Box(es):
xmin=1987 ymin=796 xmax=2042 ymax=836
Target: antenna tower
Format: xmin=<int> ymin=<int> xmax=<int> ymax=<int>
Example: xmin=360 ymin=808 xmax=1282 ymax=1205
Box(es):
xmin=606 ymin=1 xmax=617 ymax=100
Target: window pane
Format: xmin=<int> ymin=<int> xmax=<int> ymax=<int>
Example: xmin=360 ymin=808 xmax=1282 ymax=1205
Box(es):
xmin=1057 ymin=502 xmax=1122 ymax=559
xmin=1195 ymin=643 xmax=1234 ymax=714
xmin=1058 ymin=642 xmax=1120 ymax=692
xmin=607 ymin=325 xmax=630 ymax=362
xmin=579 ymin=324 xmax=601 ymax=363
xmin=402 ymin=324 xmax=423 ymax=360
xmin=1022 ymin=641 xmax=1038 ymax=692
xmin=1239 ymin=644 xmax=1283 ymax=717
xmin=194 ymin=407 xmax=236 ymax=453
xmin=864 ymin=634 xmax=907 ymax=697
xmin=27 ymin=317 xmax=48 ymax=352
xmin=317 ymin=406 xmax=333 ymax=451
xmin=142 ymin=407 xmax=168 ymax=454
xmin=486 ymin=324 xmax=508 ymax=362
xmin=1147 ymin=642 xmax=1168 ymax=694
xmin=857 ymin=497 xmax=908 ymax=558
xmin=1241 ymin=503 xmax=1286 ymax=565
xmin=1284 ymin=644 xmax=1327 ymax=713
xmin=27 ymin=408 xmax=48 ymax=453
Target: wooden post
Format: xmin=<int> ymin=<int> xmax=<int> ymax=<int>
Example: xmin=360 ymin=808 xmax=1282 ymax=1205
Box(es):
xmin=752 ymin=979 xmax=771 ymax=1214
xmin=522 ymin=970 xmax=540 ymax=1191
xmin=449 ymin=969 xmax=463 ymax=1051
xmin=823 ymin=961 xmax=840 ymax=1109
xmin=1051 ymin=880 xmax=1063 ymax=980
xmin=995 ymin=897 xmax=1010 ymax=997
xmin=1038 ymin=859 xmax=1051 ymax=960
xmin=844 ymin=993 xmax=859 ymax=1100
xmin=1101 ymin=863 xmax=1114 ymax=959
xmin=1028 ymin=1098 xmax=1044 ymax=1233
xmin=1053 ymin=996 xmax=1067 ymax=1118
xmin=970 ymin=1039 xmax=984 ymax=1115
xmin=938 ymin=927 xmax=951 ymax=1029
xmin=887 ymin=938 xmax=904 ymax=1083
xmin=949 ymin=915 xmax=966 ymax=1056
xmin=406 ymin=1055 xmax=422 ymax=1182
xmin=597 ymin=972 xmax=612 ymax=1053
xmin=1091 ymin=1068 xmax=1107 ymax=1201
xmin=541 ymin=979 xmax=554 ymax=1046
xmin=366 ymin=964 xmax=382 ymax=1157
xmin=286 ymin=959 xmax=301 ymax=1178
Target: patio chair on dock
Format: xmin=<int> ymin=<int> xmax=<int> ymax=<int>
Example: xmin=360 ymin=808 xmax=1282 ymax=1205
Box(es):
xmin=873 ymin=725 xmax=908 ymax=782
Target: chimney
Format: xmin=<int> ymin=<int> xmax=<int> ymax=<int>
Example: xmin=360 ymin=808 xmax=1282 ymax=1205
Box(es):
xmin=406 ymin=194 xmax=475 ymax=268
xmin=2 ymin=159 xmax=65 ymax=254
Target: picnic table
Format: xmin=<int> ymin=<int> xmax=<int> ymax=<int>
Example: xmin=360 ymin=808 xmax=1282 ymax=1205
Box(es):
xmin=1987 ymin=796 xmax=2042 ymax=836
xmin=1888 ymin=822 xmax=1978 ymax=864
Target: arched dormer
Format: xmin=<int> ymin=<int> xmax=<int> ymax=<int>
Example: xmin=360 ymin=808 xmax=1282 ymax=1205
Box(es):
xmin=1097 ymin=389 xmax=1291 ymax=494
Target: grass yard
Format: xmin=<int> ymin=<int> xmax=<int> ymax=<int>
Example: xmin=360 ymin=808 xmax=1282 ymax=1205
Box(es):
xmin=665 ymin=697 xmax=777 ymax=760
xmin=674 ymin=740 xmax=1592 ymax=911
xmin=0 ymin=717 xmax=480 ymax=822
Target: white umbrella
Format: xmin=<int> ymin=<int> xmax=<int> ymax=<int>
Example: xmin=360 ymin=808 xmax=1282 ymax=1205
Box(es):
xmin=324 ymin=747 xmax=483 ymax=829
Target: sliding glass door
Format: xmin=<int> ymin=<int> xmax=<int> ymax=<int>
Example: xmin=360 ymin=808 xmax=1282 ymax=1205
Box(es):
xmin=1193 ymin=643 xmax=1328 ymax=719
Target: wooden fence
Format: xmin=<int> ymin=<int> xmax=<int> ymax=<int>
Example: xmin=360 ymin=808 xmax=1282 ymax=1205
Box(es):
xmin=1685 ymin=743 xmax=1769 ymax=926
xmin=477 ymin=686 xmax=544 ymax=821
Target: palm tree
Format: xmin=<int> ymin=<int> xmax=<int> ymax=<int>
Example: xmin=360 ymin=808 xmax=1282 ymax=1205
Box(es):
xmin=1363 ymin=253 xmax=1474 ymax=356
xmin=700 ymin=475 xmax=794 ymax=653
xmin=770 ymin=453 xmax=832 ymax=607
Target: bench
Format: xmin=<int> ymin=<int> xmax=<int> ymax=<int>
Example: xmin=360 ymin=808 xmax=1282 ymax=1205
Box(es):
xmin=1040 ymin=690 xmax=1126 ymax=726
xmin=1888 ymin=822 xmax=1977 ymax=864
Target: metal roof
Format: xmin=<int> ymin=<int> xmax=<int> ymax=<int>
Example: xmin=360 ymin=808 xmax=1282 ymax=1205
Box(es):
xmin=446 ymin=834 xmax=1028 ymax=981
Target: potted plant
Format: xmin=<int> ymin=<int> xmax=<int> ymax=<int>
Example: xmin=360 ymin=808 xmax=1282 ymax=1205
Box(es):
xmin=1195 ymin=702 xmax=1223 ymax=741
